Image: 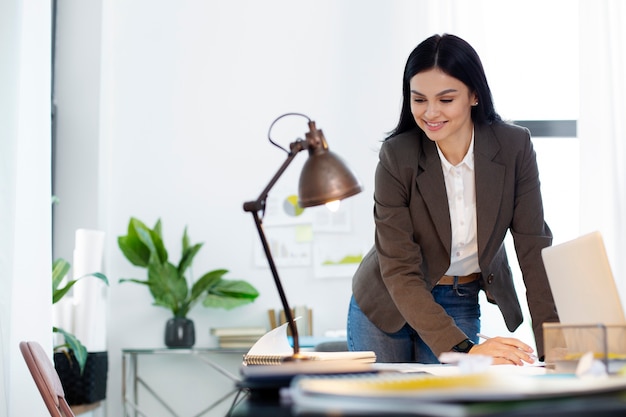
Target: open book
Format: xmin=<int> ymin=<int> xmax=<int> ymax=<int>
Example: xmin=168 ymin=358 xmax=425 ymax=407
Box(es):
xmin=242 ymin=321 xmax=376 ymax=365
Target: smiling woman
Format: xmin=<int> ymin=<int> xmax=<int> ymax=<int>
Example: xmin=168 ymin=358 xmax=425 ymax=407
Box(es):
xmin=348 ymin=33 xmax=559 ymax=365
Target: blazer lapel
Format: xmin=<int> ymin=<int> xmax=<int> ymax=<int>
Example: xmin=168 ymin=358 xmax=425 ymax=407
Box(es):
xmin=416 ymin=136 xmax=452 ymax=256
xmin=474 ymin=124 xmax=506 ymax=257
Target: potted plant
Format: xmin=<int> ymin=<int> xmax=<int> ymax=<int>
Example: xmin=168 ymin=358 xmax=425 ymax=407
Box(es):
xmin=118 ymin=217 xmax=260 ymax=348
xmin=52 ymin=257 xmax=109 ymax=405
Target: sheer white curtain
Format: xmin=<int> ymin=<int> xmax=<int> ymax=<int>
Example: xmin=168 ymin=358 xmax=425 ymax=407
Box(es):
xmin=579 ymin=0 xmax=626 ymax=300
xmin=0 ymin=0 xmax=52 ymax=415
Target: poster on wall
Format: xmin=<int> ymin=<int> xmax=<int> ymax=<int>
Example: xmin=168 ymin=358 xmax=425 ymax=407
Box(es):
xmin=313 ymin=236 xmax=367 ymax=279
xmin=253 ymin=190 xmax=356 ymax=271
xmin=262 ymin=192 xmax=312 ymax=226
xmin=253 ymin=191 xmax=312 ymax=267
xmin=254 ymin=224 xmax=313 ymax=268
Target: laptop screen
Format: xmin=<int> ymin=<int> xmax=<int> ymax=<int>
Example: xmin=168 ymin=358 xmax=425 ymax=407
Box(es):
xmin=541 ymin=231 xmax=625 ymax=325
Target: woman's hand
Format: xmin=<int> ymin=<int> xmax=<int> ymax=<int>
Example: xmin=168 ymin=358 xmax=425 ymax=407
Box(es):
xmin=469 ymin=336 xmax=536 ymax=365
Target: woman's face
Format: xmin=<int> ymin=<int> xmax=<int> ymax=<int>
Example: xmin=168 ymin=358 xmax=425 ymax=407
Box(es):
xmin=409 ymin=68 xmax=477 ymax=146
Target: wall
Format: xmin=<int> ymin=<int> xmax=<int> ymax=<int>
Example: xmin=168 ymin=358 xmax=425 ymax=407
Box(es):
xmin=52 ymin=1 xmax=581 ymax=416
xmin=0 ymin=0 xmax=52 ymax=415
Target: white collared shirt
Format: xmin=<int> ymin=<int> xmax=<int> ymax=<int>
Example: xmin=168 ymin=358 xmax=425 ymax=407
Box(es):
xmin=435 ymin=132 xmax=480 ymax=276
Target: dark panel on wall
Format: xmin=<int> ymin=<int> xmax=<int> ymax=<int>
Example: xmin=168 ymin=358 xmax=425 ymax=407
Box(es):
xmin=513 ymin=120 xmax=577 ymax=137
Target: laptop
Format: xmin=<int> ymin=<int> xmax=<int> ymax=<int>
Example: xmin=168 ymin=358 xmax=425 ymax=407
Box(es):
xmin=541 ymin=231 xmax=626 ymax=370
xmin=541 ymin=231 xmax=626 ymax=325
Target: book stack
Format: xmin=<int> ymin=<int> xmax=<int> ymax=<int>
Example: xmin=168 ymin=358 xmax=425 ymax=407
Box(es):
xmin=211 ymin=326 xmax=267 ymax=349
xmin=268 ymin=305 xmax=313 ymax=337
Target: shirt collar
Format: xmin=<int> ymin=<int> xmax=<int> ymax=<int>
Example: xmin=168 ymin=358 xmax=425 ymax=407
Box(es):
xmin=436 ymin=128 xmax=475 ymax=171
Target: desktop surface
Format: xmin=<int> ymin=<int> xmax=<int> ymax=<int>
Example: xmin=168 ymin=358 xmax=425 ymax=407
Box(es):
xmin=230 ymin=391 xmax=626 ymax=417
xmin=230 ymin=362 xmax=626 ymax=417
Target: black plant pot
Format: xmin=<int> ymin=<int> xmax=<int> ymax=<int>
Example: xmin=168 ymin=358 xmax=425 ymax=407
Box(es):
xmin=165 ymin=317 xmax=195 ymax=348
xmin=54 ymin=351 xmax=108 ymax=405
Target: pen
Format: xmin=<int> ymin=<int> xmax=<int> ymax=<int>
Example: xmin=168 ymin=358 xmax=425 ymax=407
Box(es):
xmin=476 ymin=333 xmax=538 ymax=361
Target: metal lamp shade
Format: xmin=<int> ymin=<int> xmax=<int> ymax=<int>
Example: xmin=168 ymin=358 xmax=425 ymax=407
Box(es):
xmin=298 ymin=149 xmax=363 ymax=208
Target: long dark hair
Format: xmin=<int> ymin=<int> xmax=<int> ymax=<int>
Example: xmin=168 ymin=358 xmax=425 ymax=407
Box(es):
xmin=388 ymin=34 xmax=501 ymax=139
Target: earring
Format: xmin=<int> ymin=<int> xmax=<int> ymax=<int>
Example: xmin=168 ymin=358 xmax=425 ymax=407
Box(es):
xmin=472 ymin=101 xmax=478 ymax=106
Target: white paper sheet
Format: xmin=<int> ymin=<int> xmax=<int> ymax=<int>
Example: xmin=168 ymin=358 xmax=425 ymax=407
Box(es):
xmin=246 ymin=320 xmax=295 ymax=356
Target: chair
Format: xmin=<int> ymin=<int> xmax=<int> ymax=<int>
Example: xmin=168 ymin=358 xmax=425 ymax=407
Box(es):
xmin=19 ymin=341 xmax=75 ymax=417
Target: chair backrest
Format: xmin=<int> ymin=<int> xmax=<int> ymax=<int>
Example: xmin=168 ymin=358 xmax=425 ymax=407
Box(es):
xmin=19 ymin=341 xmax=76 ymax=417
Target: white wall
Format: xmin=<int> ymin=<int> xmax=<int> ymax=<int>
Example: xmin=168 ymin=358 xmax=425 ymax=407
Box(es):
xmin=52 ymin=1 xmax=584 ymax=416
xmin=0 ymin=0 xmax=52 ymax=415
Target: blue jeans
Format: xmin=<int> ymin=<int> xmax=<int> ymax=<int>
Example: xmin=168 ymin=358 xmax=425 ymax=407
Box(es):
xmin=347 ymin=280 xmax=481 ymax=363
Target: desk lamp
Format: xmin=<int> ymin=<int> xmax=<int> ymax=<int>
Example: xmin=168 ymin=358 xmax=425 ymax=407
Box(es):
xmin=243 ymin=113 xmax=362 ymax=360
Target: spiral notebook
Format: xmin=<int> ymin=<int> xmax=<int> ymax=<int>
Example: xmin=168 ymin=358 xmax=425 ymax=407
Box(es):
xmin=239 ymin=321 xmax=376 ymax=391
xmin=242 ymin=321 xmax=375 ymax=365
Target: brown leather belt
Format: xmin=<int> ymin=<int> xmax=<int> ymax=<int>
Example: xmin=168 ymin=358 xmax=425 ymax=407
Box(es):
xmin=436 ymin=272 xmax=480 ymax=286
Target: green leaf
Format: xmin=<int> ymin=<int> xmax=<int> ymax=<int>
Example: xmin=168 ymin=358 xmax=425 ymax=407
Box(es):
xmin=178 ymin=242 xmax=203 ymax=277
xmin=117 ymin=235 xmax=150 ymax=267
xmin=131 ymin=219 xmax=164 ymax=264
xmin=202 ymin=279 xmax=259 ymax=309
xmin=52 ymin=259 xmax=108 ymax=304
xmin=182 ymin=226 xmax=191 ymax=252
xmin=52 ymin=258 xmax=71 ymax=293
xmin=119 ymin=278 xmax=150 ymax=286
xmin=153 ymin=218 xmax=163 ymax=239
xmin=190 ymin=269 xmax=227 ymax=301
xmin=53 ymin=327 xmax=88 ymax=374
xmin=118 ymin=217 xmax=168 ymax=267
xmin=147 ymin=261 xmax=188 ymax=316
xmin=202 ymin=292 xmax=257 ymax=310
xmin=209 ymin=279 xmax=260 ymax=299
xmin=146 ymin=218 xmax=167 ymax=264
xmin=117 ymin=218 xmax=152 ymax=267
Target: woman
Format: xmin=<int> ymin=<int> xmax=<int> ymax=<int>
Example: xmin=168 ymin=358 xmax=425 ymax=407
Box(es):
xmin=348 ymin=34 xmax=559 ymax=365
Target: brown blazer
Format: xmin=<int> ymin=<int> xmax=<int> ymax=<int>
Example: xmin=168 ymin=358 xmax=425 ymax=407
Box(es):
xmin=352 ymin=122 xmax=559 ymax=358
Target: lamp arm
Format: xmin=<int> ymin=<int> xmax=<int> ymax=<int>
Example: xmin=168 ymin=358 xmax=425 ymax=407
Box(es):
xmin=243 ymin=140 xmax=308 ymax=357
xmin=247 ymin=210 xmax=301 ymax=356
